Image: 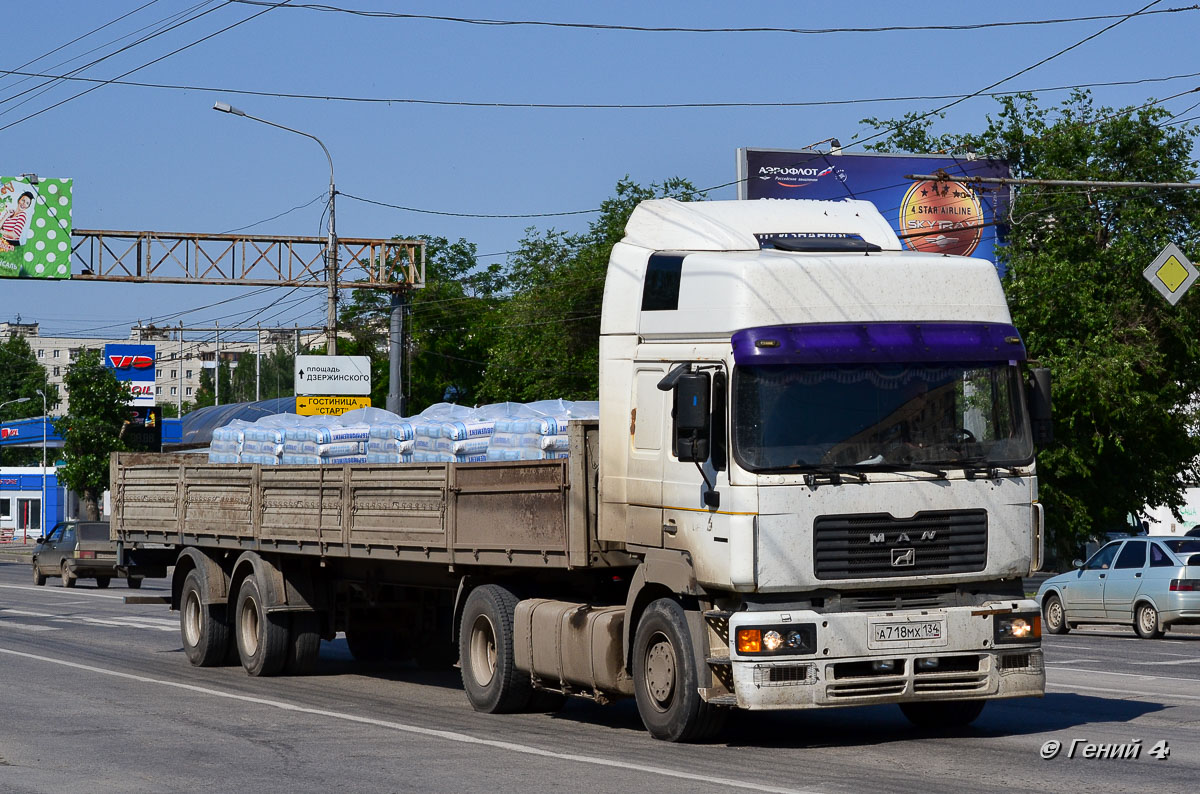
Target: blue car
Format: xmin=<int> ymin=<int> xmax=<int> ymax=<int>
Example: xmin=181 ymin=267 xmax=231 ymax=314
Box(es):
xmin=1036 ymin=537 xmax=1200 ymax=638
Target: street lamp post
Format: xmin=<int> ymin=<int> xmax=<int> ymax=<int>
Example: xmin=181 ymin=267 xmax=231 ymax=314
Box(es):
xmin=213 ymin=101 xmax=339 ymax=355
xmin=36 ymin=389 xmax=46 ymax=537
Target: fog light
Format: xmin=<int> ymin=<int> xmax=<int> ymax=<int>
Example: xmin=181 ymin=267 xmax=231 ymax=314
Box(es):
xmin=916 ymin=657 xmax=939 ymax=671
xmin=737 ymin=629 xmax=762 ymax=654
xmin=871 ymin=659 xmax=897 ymax=673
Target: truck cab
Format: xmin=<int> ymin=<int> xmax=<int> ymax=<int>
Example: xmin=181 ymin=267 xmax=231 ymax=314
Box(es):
xmin=599 ymin=198 xmax=1046 ymax=730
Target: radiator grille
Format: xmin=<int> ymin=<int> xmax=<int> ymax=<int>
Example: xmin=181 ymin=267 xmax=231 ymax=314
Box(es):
xmin=813 ymin=510 xmax=987 ymax=580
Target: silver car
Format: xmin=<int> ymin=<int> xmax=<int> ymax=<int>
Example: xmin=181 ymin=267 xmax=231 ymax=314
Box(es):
xmin=1037 ymin=537 xmax=1200 ymax=638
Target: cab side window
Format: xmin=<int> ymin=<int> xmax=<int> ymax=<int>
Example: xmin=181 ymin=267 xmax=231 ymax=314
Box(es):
xmin=1150 ymin=543 xmax=1174 ymax=567
xmin=1113 ymin=540 xmax=1147 ymax=569
xmin=1086 ymin=543 xmax=1120 ymax=570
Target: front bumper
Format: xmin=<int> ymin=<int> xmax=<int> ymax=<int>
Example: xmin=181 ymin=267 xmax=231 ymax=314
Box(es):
xmin=726 ymin=604 xmax=1045 ymax=710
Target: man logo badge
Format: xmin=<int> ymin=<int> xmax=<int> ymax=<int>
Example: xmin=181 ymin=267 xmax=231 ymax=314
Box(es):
xmin=891 ymin=548 xmax=916 ymax=567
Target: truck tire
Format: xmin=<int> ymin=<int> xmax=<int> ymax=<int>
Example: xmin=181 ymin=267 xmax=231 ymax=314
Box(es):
xmin=632 ymin=598 xmax=728 ymax=742
xmin=95 ymin=576 xmax=111 ymax=589
xmin=181 ymin=569 xmax=231 ymax=667
xmin=899 ymin=699 xmax=986 ymax=729
xmin=127 ymin=577 xmax=144 ymax=589
xmin=1042 ymin=593 xmax=1069 ymax=635
xmin=235 ymin=575 xmax=288 ymax=676
xmin=32 ymin=564 xmax=46 ymax=586
xmin=60 ymin=561 xmax=76 ymax=588
xmin=459 ymin=584 xmax=533 ymax=713
xmin=285 ymin=612 xmax=322 ymax=675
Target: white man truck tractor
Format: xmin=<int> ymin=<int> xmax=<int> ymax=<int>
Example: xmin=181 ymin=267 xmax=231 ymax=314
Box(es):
xmin=113 ymin=197 xmax=1050 ymax=742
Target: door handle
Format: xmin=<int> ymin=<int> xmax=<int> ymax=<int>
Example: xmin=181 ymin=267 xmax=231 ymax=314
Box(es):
xmin=1099 ymin=574 xmax=1105 ymax=579
xmin=1135 ymin=572 xmax=1142 ymax=578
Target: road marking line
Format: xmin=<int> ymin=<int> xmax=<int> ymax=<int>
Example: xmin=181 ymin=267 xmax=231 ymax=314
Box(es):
xmin=1129 ymin=658 xmax=1200 ymax=666
xmin=1050 ymin=665 xmax=1200 ymax=684
xmin=1 ymin=609 xmax=56 ymax=618
xmin=0 ymin=621 xmax=60 ymax=632
xmin=1048 ymin=682 xmax=1200 ymax=703
xmin=0 ymin=647 xmax=817 ymax=794
xmin=1044 ymin=658 xmax=1098 ymax=665
xmin=0 ymin=584 xmax=129 ymax=601
xmin=48 ymin=617 xmax=175 ymax=632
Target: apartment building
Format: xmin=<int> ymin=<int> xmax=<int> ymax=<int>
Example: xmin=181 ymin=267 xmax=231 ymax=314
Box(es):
xmin=0 ymin=320 xmax=312 ymax=414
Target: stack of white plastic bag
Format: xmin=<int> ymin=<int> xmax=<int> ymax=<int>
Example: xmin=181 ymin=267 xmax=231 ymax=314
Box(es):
xmin=207 ymin=401 xmax=599 ymax=465
xmin=207 ymin=419 xmax=250 ymax=463
xmin=487 ymin=399 xmax=599 ymax=461
xmin=280 ymin=411 xmax=370 ymax=465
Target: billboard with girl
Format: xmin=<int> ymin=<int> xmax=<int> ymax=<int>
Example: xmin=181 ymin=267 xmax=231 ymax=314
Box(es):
xmin=0 ymin=176 xmax=73 ymax=279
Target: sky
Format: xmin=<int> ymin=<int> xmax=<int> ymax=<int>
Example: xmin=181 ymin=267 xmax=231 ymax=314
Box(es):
xmin=2 ymin=1 xmax=1198 ymax=346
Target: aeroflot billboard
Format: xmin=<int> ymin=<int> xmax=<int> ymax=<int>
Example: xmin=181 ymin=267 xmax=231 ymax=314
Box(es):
xmin=104 ymin=343 xmax=156 ymax=407
xmin=737 ymin=149 xmax=1010 ymax=269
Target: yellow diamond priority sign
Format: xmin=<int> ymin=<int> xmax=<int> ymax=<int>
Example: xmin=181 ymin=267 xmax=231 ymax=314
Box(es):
xmin=1144 ymin=242 xmax=1198 ymax=306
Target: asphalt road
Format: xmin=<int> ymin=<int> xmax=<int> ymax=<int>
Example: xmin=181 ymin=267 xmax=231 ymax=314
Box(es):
xmin=1 ymin=560 xmax=1198 ymax=794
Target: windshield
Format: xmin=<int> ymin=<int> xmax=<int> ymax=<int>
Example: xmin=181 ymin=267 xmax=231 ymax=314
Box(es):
xmin=733 ymin=361 xmax=1034 ymax=473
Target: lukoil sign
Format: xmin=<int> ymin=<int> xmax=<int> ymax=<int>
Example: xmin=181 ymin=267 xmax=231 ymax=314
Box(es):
xmin=104 ymin=343 xmax=157 ymax=407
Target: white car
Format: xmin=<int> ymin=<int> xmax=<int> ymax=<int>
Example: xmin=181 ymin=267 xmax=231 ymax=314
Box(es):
xmin=1036 ymin=537 xmax=1200 ymax=638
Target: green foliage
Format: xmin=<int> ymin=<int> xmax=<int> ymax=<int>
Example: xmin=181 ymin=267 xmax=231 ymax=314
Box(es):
xmin=0 ymin=333 xmax=59 ymax=466
xmin=193 ymin=345 xmax=296 ymax=407
xmin=53 ymin=350 xmax=131 ymax=520
xmin=862 ymin=90 xmax=1200 ymax=557
xmin=478 ymin=176 xmax=704 ymax=402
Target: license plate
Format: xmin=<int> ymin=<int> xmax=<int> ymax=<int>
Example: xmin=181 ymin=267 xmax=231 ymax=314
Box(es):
xmin=871 ymin=620 xmax=943 ymax=643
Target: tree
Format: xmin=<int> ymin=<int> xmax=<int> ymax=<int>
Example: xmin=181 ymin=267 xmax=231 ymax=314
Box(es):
xmin=0 ymin=333 xmax=59 ymax=466
xmin=862 ymin=91 xmax=1200 ymax=558
xmin=54 ymin=350 xmax=132 ymax=520
xmin=478 ymin=176 xmax=703 ymax=401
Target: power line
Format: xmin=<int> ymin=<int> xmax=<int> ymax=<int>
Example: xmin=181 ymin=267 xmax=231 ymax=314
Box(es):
xmin=0 ymin=0 xmax=293 ymax=134
xmin=850 ymin=0 xmax=1166 ymax=153
xmin=0 ymin=0 xmax=167 ymax=89
xmin=4 ymin=66 xmax=1198 ymax=110
xmin=220 ymin=192 xmax=326 ymax=234
xmin=228 ymin=1 xmax=1200 ymax=36
xmin=339 ymin=191 xmax=599 ymax=219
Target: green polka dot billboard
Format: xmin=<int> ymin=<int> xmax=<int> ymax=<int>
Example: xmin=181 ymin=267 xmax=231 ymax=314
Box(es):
xmin=0 ymin=177 xmax=73 ymax=279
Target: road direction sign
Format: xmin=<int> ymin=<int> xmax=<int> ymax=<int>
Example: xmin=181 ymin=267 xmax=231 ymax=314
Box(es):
xmin=1144 ymin=242 xmax=1197 ymax=306
xmin=294 ymin=355 xmax=371 ymax=396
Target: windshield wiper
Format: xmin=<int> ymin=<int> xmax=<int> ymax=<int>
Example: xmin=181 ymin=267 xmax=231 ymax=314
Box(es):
xmin=789 ymin=463 xmax=869 ymax=487
xmin=884 ymin=461 xmax=948 ymax=478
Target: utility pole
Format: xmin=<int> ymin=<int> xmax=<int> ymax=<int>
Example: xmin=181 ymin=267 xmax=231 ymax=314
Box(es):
xmin=255 ymin=324 xmax=261 ymax=402
xmin=214 ymin=323 xmax=220 ymax=407
xmin=387 ymin=291 xmax=404 ymax=415
xmin=178 ymin=323 xmax=183 ymax=416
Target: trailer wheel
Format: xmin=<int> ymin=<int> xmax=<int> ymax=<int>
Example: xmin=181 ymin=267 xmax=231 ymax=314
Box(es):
xmin=95 ymin=576 xmax=111 ymax=589
xmin=632 ymin=598 xmax=728 ymax=742
xmin=899 ymin=699 xmax=986 ymax=729
xmin=181 ymin=569 xmax=231 ymax=667
xmin=60 ymin=562 xmax=76 ymax=588
xmin=459 ymin=584 xmax=533 ymax=713
xmin=235 ymin=575 xmax=288 ymax=676
xmin=285 ymin=612 xmax=322 ymax=675
xmin=127 ymin=577 xmax=143 ymax=590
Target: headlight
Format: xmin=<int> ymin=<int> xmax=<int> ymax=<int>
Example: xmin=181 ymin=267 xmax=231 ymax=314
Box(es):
xmin=735 ymin=624 xmax=816 ymax=656
xmin=994 ymin=613 xmax=1041 ymax=644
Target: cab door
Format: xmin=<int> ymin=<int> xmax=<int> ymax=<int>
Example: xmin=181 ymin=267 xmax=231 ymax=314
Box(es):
xmin=36 ymin=522 xmax=67 ymax=575
xmin=625 ymin=365 xmax=667 ymax=546
xmin=1104 ymin=540 xmax=1148 ymax=621
xmin=1066 ymin=542 xmax=1121 ymax=619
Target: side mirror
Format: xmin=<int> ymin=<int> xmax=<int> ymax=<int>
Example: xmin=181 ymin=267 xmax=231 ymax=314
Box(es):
xmin=673 ymin=371 xmax=711 ymax=463
xmin=1028 ymin=367 xmax=1052 ymax=444
xmin=1072 ymin=558 xmax=1084 ymax=569
xmin=35 ymin=536 xmax=45 ymax=544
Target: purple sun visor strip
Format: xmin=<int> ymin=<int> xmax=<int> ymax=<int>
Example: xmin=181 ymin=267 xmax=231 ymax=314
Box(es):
xmin=731 ymin=322 xmax=1026 ymax=366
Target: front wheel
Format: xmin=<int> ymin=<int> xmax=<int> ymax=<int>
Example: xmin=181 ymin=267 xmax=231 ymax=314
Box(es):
xmin=32 ymin=563 xmax=45 ymax=586
xmin=900 ymin=699 xmax=986 ymax=729
xmin=1135 ymin=602 xmax=1164 ymax=639
xmin=1042 ymin=594 xmax=1070 ymax=635
xmin=632 ymin=599 xmax=728 ymax=742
